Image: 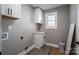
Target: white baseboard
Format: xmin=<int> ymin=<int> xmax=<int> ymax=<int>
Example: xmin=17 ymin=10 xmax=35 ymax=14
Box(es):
xmin=18 ymin=42 xmax=59 ymax=55
xmin=18 ymin=45 xmax=35 ymax=55
xmin=45 ymin=42 xmax=59 ymax=48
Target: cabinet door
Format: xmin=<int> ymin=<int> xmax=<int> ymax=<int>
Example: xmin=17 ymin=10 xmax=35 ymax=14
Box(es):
xmin=10 ymin=4 xmax=20 ymax=18
xmin=1 ymin=4 xmax=21 ymax=19
xmin=34 ymin=8 xmax=43 ymax=24
xmin=34 ymin=34 xmax=45 ymax=48
xmin=10 ymin=4 xmax=18 ymax=17
xmin=1 ymin=4 xmax=9 ymax=16
xmin=38 ymin=9 xmax=43 ymax=23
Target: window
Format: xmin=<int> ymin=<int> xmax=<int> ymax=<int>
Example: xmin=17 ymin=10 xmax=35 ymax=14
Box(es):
xmin=45 ymin=12 xmax=57 ymax=29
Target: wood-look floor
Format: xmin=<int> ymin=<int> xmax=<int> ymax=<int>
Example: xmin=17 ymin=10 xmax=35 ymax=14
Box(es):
xmin=49 ymin=47 xmax=64 ymax=55
xmin=26 ymin=46 xmax=64 ymax=55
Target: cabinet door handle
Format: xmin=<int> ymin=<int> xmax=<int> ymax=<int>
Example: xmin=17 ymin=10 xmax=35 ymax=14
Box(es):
xmin=10 ymin=9 xmax=12 ymax=15
xmin=43 ymin=36 xmax=45 ymax=39
xmin=8 ymin=8 xmax=9 ymax=15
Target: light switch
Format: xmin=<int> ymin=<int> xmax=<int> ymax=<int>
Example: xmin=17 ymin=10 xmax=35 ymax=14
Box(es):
xmin=8 ymin=25 xmax=12 ymax=30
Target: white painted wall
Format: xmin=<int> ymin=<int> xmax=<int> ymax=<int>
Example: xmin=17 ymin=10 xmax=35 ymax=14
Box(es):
xmin=70 ymin=4 xmax=77 ymax=24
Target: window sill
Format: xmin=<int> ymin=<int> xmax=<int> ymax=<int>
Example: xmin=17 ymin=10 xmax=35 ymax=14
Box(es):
xmin=45 ymin=27 xmax=57 ymax=29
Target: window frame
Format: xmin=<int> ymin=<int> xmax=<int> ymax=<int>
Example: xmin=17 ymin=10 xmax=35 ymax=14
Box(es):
xmin=45 ymin=11 xmax=57 ymax=29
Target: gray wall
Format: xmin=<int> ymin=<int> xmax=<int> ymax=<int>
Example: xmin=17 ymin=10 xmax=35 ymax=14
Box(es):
xmin=77 ymin=5 xmax=79 ymax=41
xmin=40 ymin=5 xmax=70 ymax=45
xmin=70 ymin=4 xmax=77 ymax=24
xmin=2 ymin=4 xmax=37 ymax=55
xmin=0 ymin=5 xmax=2 ymax=52
xmin=76 ymin=5 xmax=79 ymax=54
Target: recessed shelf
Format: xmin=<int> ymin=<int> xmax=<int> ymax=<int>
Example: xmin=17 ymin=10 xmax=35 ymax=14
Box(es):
xmin=1 ymin=32 xmax=8 ymax=40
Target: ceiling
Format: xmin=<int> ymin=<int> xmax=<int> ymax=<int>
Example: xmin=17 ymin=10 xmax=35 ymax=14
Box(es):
xmin=30 ymin=4 xmax=66 ymax=10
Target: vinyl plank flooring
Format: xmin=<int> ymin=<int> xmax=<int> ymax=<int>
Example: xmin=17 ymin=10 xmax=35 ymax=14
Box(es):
xmin=49 ymin=47 xmax=64 ymax=55
xmin=26 ymin=46 xmax=50 ymax=55
xmin=26 ymin=45 xmax=64 ymax=55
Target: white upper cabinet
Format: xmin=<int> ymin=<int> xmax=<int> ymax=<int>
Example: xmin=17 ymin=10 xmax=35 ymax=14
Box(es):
xmin=1 ymin=4 xmax=21 ymax=19
xmin=34 ymin=8 xmax=43 ymax=24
